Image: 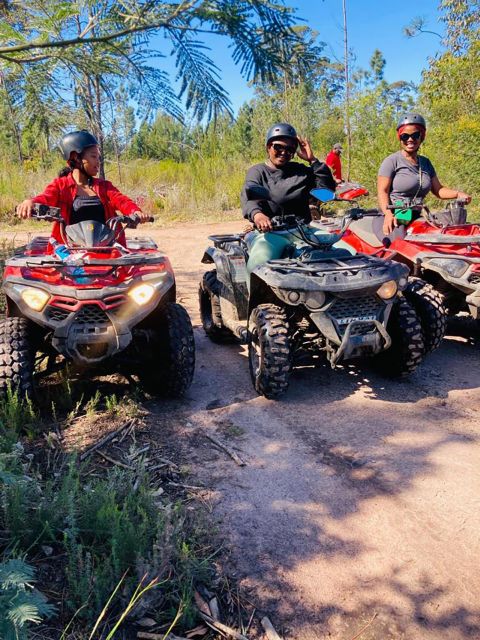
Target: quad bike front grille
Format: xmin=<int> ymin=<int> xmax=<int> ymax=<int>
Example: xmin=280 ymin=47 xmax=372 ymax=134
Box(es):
xmin=468 ymin=272 xmax=480 ymax=285
xmin=46 ymin=306 xmax=71 ymax=323
xmin=75 ymin=304 xmax=110 ymax=325
xmin=329 ymin=295 xmax=381 ymax=324
xmin=350 ymin=322 xmax=377 ymax=336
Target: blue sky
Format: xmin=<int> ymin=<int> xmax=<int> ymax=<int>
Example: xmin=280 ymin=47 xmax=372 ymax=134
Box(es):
xmin=167 ymin=0 xmax=445 ymax=115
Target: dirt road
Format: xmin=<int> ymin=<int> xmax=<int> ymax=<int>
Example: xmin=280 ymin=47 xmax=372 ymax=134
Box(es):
xmin=6 ymin=221 xmax=480 ymax=639
xmin=144 ymin=221 xmax=480 ymax=640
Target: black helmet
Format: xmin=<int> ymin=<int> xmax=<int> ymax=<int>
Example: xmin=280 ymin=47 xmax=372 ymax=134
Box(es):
xmin=60 ymin=130 xmax=99 ymax=161
xmin=396 ymin=113 xmax=426 ymax=131
xmin=265 ymin=122 xmax=297 ymax=146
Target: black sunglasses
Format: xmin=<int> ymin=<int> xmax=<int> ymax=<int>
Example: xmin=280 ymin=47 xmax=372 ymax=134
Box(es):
xmin=271 ymin=142 xmax=297 ymax=155
xmin=399 ymin=131 xmax=422 ymax=142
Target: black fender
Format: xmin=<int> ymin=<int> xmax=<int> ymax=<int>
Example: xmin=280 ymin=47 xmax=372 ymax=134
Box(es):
xmin=201 ymin=247 xmax=216 ymax=264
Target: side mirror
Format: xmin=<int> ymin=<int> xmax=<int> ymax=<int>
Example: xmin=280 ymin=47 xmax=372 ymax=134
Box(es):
xmin=310 ymin=188 xmax=336 ymax=203
xmin=246 ymin=184 xmax=271 ymax=201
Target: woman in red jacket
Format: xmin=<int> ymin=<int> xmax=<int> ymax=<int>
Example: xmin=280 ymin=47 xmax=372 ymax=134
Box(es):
xmin=16 ymin=130 xmax=149 ymax=243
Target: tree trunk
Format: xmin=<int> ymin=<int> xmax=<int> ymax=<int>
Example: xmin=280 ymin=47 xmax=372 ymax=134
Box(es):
xmin=94 ymin=75 xmax=105 ymax=179
xmin=342 ymin=0 xmax=352 ymax=181
xmin=1 ymin=78 xmax=23 ymax=165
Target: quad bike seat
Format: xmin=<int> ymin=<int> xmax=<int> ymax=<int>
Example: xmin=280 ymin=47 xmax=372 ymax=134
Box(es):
xmin=348 ymin=214 xmax=406 ymax=247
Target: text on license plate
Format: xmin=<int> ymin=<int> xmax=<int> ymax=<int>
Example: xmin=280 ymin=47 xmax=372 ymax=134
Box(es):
xmin=338 ymin=314 xmax=377 ymax=324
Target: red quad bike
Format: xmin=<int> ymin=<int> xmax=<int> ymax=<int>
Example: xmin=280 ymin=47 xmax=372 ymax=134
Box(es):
xmin=342 ymin=197 xmax=480 ymax=335
xmin=0 ymin=204 xmax=195 ymax=399
xmin=313 ymin=190 xmax=447 ymax=354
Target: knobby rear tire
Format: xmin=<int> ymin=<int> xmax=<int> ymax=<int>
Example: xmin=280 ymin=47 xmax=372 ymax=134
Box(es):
xmin=199 ymin=269 xmax=234 ymax=343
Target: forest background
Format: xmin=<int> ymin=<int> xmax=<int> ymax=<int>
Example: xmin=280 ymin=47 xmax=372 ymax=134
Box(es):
xmin=0 ymin=0 xmax=478 ymax=220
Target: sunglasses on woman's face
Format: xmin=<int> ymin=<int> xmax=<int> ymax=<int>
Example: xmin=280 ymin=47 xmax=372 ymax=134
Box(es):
xmin=399 ymin=131 xmax=422 ymax=142
xmin=271 ymin=142 xmax=297 ymax=156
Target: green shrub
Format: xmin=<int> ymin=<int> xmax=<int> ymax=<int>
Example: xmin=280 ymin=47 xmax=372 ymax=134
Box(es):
xmin=0 ymin=558 xmax=55 ymax=640
xmin=1 ymin=454 xmax=210 ymax=626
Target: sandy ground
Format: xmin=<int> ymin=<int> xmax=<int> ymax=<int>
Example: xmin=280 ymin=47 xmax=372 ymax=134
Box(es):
xmin=4 ymin=221 xmax=480 ymax=639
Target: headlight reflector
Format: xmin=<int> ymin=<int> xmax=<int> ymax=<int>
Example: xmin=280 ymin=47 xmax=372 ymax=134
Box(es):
xmin=21 ymin=287 xmax=49 ymax=311
xmin=427 ymin=258 xmax=469 ymax=279
xmin=377 ymin=280 xmax=398 ymax=300
xmin=128 ymin=283 xmax=155 ymax=306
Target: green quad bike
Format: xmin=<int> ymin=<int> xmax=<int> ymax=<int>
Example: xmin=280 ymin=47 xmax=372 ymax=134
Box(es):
xmin=199 ymin=186 xmax=437 ymax=399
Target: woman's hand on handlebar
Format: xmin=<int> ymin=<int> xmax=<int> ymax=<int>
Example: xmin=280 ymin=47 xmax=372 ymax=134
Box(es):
xmin=16 ymin=199 xmax=34 ymax=219
xmin=253 ymin=212 xmax=272 ymax=232
xmin=132 ymin=210 xmax=153 ymax=223
xmin=457 ymin=191 xmax=471 ymax=204
xmin=382 ymin=211 xmax=397 ymax=235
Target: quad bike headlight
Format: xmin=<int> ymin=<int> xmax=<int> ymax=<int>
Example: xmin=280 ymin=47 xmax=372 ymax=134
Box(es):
xmin=128 ymin=283 xmax=155 ymax=306
xmin=377 ymin=280 xmax=398 ymax=300
xmin=427 ymin=258 xmax=469 ymax=279
xmin=21 ymin=287 xmax=50 ymax=311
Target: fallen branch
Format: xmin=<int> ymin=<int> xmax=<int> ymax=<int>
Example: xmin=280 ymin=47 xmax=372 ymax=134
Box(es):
xmin=168 ymin=481 xmax=206 ymax=491
xmin=349 ymin=612 xmax=378 ymax=640
xmin=80 ymin=419 xmax=134 ymax=461
xmin=148 ymin=457 xmax=179 ymax=471
xmin=128 ymin=444 xmax=150 ymax=460
xmin=261 ymin=616 xmax=283 ymax=640
xmin=199 ymin=612 xmax=249 ymax=640
xmin=119 ymin=419 xmax=137 ymax=443
xmin=137 ymin=633 xmax=190 ymax=640
xmin=202 ymin=432 xmax=246 ymax=467
xmin=96 ymin=451 xmax=134 ymax=470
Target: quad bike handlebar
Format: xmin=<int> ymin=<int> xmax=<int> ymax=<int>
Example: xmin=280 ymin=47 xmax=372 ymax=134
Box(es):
xmin=108 ymin=213 xmax=155 ymax=229
xmin=31 ymin=203 xmax=63 ymax=221
xmin=30 ymin=204 xmax=154 ymax=227
xmin=387 ymin=198 xmax=469 ymax=227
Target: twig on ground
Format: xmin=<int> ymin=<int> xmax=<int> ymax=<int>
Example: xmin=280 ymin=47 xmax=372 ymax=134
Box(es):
xmin=199 ymin=612 xmax=249 ymax=640
xmin=168 ymin=481 xmax=206 ymax=491
xmin=349 ymin=612 xmax=378 ymax=640
xmin=119 ymin=419 xmax=137 ymax=442
xmin=261 ymin=616 xmax=284 ymax=640
xmin=246 ymin=607 xmax=256 ymax=633
xmin=128 ymin=444 xmax=150 ymax=460
xmin=202 ymin=432 xmax=246 ymax=466
xmin=96 ymin=450 xmax=134 ymax=469
xmin=137 ymin=633 xmax=190 ymax=640
xmin=148 ymin=457 xmax=180 ymax=470
xmin=79 ymin=419 xmax=134 ymax=460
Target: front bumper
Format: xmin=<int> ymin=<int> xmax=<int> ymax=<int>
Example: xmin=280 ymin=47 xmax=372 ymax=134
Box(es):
xmin=3 ymin=272 xmax=174 ymax=364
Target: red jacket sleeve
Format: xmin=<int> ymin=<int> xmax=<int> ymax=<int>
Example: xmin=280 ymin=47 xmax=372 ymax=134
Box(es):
xmin=104 ymin=181 xmax=141 ymax=216
xmin=32 ymin=178 xmax=61 ymax=206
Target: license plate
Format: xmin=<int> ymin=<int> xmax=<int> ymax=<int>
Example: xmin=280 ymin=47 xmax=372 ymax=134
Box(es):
xmin=338 ymin=315 xmax=377 ymax=324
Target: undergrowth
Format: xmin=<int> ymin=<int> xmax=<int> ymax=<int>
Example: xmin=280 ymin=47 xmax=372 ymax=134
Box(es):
xmin=0 ymin=387 xmax=212 ymax=637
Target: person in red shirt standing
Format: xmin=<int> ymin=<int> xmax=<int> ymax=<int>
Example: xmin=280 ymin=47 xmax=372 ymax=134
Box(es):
xmin=325 ymin=143 xmax=343 ymax=184
xmin=16 ymin=130 xmax=150 ymax=244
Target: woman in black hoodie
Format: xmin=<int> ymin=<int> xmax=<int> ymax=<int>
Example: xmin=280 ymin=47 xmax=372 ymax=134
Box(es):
xmin=241 ymin=122 xmax=336 ymax=276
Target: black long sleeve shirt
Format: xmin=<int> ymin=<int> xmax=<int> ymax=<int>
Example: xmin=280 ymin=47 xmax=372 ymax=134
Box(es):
xmin=241 ymin=160 xmax=336 ymax=223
